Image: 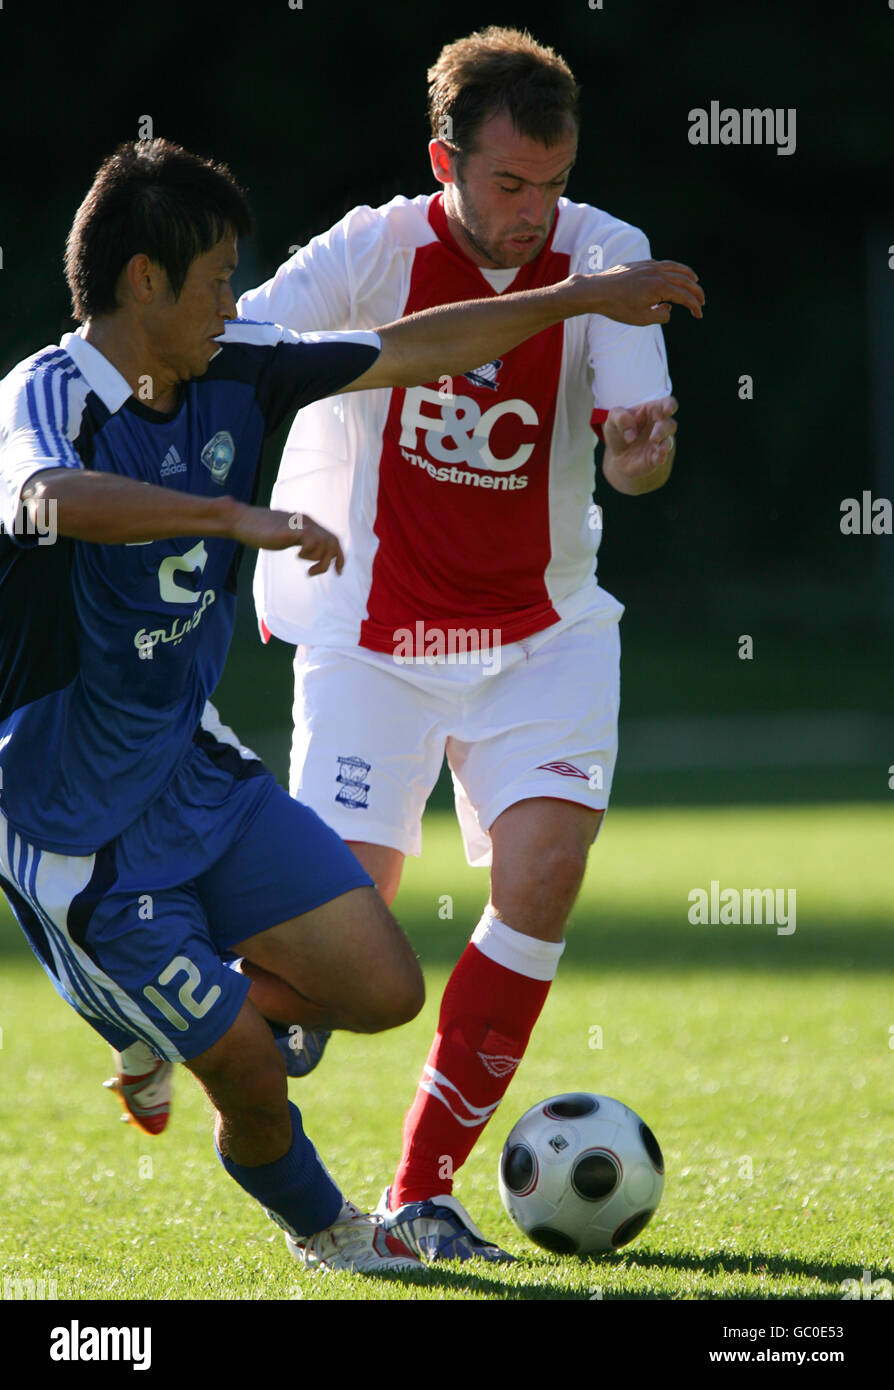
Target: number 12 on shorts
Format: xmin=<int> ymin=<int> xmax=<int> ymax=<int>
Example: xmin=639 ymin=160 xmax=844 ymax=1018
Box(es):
xmin=143 ymin=955 xmax=222 ymax=1032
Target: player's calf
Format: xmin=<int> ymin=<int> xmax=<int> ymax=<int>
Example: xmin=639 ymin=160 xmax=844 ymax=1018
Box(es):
xmin=187 ymin=998 xmax=290 ymax=1165
xmin=187 ymin=998 xmax=420 ymax=1273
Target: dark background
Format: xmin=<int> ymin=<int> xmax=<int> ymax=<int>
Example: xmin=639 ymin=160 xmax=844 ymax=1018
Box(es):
xmin=2 ymin=0 xmax=891 ymax=803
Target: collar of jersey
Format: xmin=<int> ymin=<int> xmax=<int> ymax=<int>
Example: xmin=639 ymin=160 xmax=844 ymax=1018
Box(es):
xmin=427 ymin=192 xmax=560 ymax=291
xmin=60 ymin=329 xmax=133 ymax=415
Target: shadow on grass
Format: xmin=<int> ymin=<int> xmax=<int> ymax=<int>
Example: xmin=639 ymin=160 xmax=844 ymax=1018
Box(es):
xmin=388 ymin=1246 xmax=894 ymax=1300
xmin=581 ymin=1246 xmax=894 ymax=1299
xmin=1 ymin=904 xmax=891 ymax=976
xmin=392 ymin=907 xmax=894 ymax=976
xmin=335 ymin=1243 xmax=893 ymax=1300
xmin=364 ymin=1264 xmax=574 ymax=1300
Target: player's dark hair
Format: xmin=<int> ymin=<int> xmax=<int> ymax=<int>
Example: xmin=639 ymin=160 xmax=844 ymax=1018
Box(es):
xmin=65 ymin=139 xmax=253 ymax=320
xmin=427 ymin=27 xmax=580 ymax=176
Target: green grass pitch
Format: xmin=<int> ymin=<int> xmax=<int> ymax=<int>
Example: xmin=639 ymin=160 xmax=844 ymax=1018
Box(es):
xmin=0 ymin=803 xmax=890 ymax=1301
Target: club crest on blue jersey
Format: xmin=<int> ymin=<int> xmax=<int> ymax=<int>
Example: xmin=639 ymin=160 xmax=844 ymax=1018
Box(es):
xmin=463 ymin=358 xmax=502 ymax=391
xmin=201 ymin=431 xmax=236 ymax=484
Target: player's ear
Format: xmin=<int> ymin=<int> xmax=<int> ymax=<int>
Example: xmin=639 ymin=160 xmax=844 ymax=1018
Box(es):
xmin=121 ymin=253 xmax=158 ymax=307
xmin=428 ymin=139 xmax=456 ymax=186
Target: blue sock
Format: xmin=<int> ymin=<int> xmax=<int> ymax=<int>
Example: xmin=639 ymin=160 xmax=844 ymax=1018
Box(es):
xmin=216 ymin=1101 xmax=343 ymax=1239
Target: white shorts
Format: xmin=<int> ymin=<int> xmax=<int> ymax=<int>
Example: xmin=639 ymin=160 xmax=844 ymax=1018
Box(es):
xmin=289 ymin=601 xmax=623 ymax=868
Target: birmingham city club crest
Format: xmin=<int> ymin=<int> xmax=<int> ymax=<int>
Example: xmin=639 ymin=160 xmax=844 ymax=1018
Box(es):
xmin=335 ymin=755 xmax=371 ymax=809
xmin=201 ymin=431 xmax=236 ymax=484
xmin=463 ymin=358 xmax=502 ymax=391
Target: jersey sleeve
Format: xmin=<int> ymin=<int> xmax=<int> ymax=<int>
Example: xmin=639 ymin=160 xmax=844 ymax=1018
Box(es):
xmin=237 ymin=202 xmax=403 ymax=333
xmin=0 ymin=356 xmax=83 ymax=547
xmin=217 ymin=321 xmax=381 ymax=435
xmin=580 ymin=225 xmax=673 ymax=430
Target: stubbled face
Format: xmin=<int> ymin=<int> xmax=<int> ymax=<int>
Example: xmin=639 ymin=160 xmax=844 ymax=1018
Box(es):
xmin=144 ymin=234 xmax=238 ymax=382
xmin=435 ymin=109 xmax=578 ymax=268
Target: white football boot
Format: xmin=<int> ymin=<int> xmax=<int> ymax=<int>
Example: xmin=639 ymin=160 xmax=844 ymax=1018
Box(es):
xmin=103 ymin=1041 xmax=173 ymax=1135
xmin=284 ymin=1201 xmax=422 ymax=1274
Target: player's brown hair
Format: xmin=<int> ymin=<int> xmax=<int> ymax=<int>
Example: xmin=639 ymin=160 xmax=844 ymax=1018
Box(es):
xmin=427 ymin=27 xmax=580 ymax=171
xmin=65 ymin=139 xmax=252 ymax=321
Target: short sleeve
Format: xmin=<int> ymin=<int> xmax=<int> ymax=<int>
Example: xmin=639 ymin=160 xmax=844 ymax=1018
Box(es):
xmin=581 ymin=225 xmax=673 ymax=417
xmin=218 ymin=322 xmax=382 ymax=435
xmin=237 ymin=203 xmax=399 ymax=334
xmin=238 ymin=218 xmax=351 ymax=331
xmin=0 ymin=356 xmax=83 ymax=546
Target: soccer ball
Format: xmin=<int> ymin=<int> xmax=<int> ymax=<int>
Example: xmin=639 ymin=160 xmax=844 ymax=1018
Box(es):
xmin=498 ymin=1092 xmax=665 ymax=1256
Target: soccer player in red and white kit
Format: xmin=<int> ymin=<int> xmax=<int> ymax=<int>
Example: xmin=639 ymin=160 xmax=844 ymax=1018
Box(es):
xmin=237 ymin=28 xmax=703 ymax=1261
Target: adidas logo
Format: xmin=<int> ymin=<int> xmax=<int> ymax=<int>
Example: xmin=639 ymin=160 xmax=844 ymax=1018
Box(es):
xmin=160 ymin=445 xmax=186 ymax=477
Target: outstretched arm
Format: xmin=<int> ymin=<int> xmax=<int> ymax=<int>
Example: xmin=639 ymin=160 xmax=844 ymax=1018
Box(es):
xmin=344 ymin=260 xmax=704 ymax=394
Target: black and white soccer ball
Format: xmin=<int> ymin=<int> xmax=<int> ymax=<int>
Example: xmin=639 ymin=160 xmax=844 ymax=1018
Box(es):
xmin=498 ymin=1092 xmax=665 ymax=1256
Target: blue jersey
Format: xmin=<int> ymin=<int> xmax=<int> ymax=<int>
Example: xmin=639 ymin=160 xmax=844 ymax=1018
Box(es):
xmin=0 ymin=320 xmax=380 ymax=853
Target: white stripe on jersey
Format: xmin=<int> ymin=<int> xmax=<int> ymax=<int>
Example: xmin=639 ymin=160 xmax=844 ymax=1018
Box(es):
xmin=0 ymin=350 xmax=84 ymax=534
xmin=200 ymin=699 xmax=261 ymax=760
xmin=218 ymin=318 xmax=381 ymax=354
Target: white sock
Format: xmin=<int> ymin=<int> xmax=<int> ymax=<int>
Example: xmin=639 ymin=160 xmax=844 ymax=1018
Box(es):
xmin=471 ymin=906 xmax=565 ymax=982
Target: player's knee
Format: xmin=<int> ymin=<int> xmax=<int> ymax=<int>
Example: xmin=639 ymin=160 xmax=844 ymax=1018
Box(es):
xmin=354 ymin=954 xmax=425 ymax=1033
xmin=529 ymin=840 xmax=589 ymax=902
xmin=389 ymin=955 xmax=425 ymax=1026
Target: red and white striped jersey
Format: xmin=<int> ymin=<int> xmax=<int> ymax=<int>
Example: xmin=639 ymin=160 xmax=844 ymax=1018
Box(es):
xmin=238 ymin=192 xmax=671 ymax=653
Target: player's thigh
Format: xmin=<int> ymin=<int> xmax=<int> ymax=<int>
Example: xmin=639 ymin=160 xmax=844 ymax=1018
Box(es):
xmin=345 ymin=841 xmax=405 ymax=905
xmin=231 ymin=885 xmax=423 ymax=1032
xmin=202 ymin=781 xmax=423 ymax=1029
xmin=291 ymin=645 xmax=445 ymax=859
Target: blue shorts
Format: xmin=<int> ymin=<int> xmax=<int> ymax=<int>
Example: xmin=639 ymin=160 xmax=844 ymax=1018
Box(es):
xmin=0 ymin=723 xmax=373 ymax=1062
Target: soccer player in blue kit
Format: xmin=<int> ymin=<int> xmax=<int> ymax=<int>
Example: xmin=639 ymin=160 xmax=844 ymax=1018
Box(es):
xmin=0 ymin=139 xmax=702 ymax=1275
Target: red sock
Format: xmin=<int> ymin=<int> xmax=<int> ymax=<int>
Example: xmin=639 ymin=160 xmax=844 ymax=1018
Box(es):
xmin=391 ymin=926 xmax=560 ymax=1207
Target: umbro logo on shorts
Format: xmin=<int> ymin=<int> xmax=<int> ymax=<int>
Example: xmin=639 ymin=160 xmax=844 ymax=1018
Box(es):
xmin=537 ymin=761 xmax=588 ymax=780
